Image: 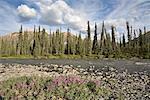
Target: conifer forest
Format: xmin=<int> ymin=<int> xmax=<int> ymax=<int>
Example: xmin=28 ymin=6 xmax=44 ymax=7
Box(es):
xmin=0 ymin=21 xmax=150 ymax=59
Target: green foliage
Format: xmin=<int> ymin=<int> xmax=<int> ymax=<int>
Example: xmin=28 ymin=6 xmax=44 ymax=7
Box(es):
xmin=92 ymin=23 xmax=99 ymax=54
xmin=100 ymin=21 xmax=105 ymax=54
xmin=111 ymin=25 xmax=116 ymax=51
xmin=0 ymin=22 xmax=149 ymax=59
xmin=65 ymin=28 xmax=72 ymax=54
xmin=122 ymin=33 xmax=126 ymax=47
xmin=0 ymin=55 xmax=33 ymax=59
xmin=87 ymin=81 xmax=96 ymax=93
xmin=0 ymin=76 xmax=101 ymax=99
xmin=86 ymin=21 xmax=92 ymax=55
xmin=126 ymin=21 xmax=131 ymax=45
xmin=76 ymin=33 xmax=83 ymax=55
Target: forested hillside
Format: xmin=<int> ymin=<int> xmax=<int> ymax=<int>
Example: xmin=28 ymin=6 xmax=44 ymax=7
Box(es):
xmin=0 ymin=21 xmax=149 ymax=59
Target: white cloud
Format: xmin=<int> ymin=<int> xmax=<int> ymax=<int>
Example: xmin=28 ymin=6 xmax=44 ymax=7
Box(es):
xmin=1 ymin=0 xmax=149 ymax=36
xmin=0 ymin=1 xmax=19 ymax=35
xmin=105 ymin=0 xmax=150 ymax=30
xmin=17 ymin=4 xmax=37 ymax=21
xmin=26 ymin=0 xmax=150 ymax=34
xmin=36 ymin=0 xmax=87 ymax=31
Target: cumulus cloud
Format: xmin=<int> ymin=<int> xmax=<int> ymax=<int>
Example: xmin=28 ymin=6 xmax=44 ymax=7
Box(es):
xmin=17 ymin=4 xmax=37 ymax=21
xmin=22 ymin=0 xmax=150 ymax=33
xmin=37 ymin=0 xmax=87 ymax=31
xmin=1 ymin=0 xmax=149 ymax=36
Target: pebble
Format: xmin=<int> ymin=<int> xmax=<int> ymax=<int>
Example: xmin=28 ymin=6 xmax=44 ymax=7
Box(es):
xmin=0 ymin=63 xmax=149 ymax=99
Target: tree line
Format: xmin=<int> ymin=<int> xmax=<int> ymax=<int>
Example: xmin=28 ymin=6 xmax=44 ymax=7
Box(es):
xmin=0 ymin=21 xmax=149 ymax=58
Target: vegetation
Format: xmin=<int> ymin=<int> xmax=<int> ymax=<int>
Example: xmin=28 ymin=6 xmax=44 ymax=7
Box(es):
xmin=0 ymin=76 xmax=102 ymax=99
xmin=0 ymin=21 xmax=149 ymax=59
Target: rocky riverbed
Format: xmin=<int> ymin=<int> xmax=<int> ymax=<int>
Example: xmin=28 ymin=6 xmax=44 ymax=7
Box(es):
xmin=1 ymin=59 xmax=150 ymax=74
xmin=0 ymin=63 xmax=150 ymax=99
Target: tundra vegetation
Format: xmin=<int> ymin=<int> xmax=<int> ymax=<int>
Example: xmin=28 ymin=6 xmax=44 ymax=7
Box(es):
xmin=0 ymin=64 xmax=149 ymax=99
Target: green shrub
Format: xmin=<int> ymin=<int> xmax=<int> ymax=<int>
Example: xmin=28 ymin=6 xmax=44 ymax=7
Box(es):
xmin=87 ymin=81 xmax=96 ymax=93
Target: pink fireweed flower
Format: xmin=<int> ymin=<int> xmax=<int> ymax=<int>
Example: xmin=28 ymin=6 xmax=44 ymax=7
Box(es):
xmin=15 ymin=82 xmax=23 ymax=89
xmin=51 ymin=75 xmax=88 ymax=87
xmin=92 ymin=79 xmax=100 ymax=86
xmin=52 ymin=75 xmax=65 ymax=86
xmin=22 ymin=82 xmax=28 ymax=89
xmin=46 ymin=84 xmax=55 ymax=91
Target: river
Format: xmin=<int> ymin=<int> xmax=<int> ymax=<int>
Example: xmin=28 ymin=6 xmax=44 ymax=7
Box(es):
xmin=0 ymin=59 xmax=150 ymax=74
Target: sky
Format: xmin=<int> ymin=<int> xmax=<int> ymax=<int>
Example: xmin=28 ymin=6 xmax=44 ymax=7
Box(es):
xmin=0 ymin=0 xmax=150 ymax=38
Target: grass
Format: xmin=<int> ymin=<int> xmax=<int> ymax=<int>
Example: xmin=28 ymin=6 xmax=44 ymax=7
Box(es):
xmin=0 ymin=53 xmax=149 ymax=59
xmin=0 ymin=55 xmax=33 ymax=59
xmin=0 ymin=54 xmax=99 ymax=59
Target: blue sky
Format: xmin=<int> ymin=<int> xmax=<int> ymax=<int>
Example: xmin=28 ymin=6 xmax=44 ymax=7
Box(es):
xmin=0 ymin=0 xmax=150 ymax=37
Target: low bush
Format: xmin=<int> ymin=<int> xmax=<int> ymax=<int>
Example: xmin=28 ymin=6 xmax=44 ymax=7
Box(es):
xmin=0 ymin=76 xmax=101 ymax=99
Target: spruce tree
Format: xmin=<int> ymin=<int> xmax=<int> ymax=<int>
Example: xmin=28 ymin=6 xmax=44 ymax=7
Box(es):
xmin=144 ymin=26 xmax=146 ymax=34
xmin=65 ymin=28 xmax=71 ymax=54
xmin=11 ymin=39 xmax=17 ymax=56
xmin=122 ymin=33 xmax=126 ymax=48
xmin=49 ymin=29 xmax=53 ymax=54
xmin=52 ymin=32 xmax=56 ymax=54
xmin=143 ymin=26 xmax=147 ymax=52
xmin=126 ymin=21 xmax=131 ymax=47
xmin=41 ymin=28 xmax=48 ymax=56
xmin=82 ymin=38 xmax=86 ymax=55
xmin=139 ymin=29 xmax=143 ymax=56
xmin=120 ymin=36 xmax=122 ymax=48
xmin=111 ymin=25 xmax=116 ymax=51
xmin=32 ymin=26 xmax=41 ymax=57
xmin=92 ymin=22 xmax=98 ymax=54
xmin=23 ymin=31 xmax=29 ymax=55
xmin=17 ymin=25 xmax=23 ymax=55
xmin=55 ymin=29 xmax=59 ymax=54
xmin=105 ymin=31 xmax=112 ymax=56
xmin=0 ymin=38 xmax=5 ymax=55
xmin=59 ymin=28 xmax=65 ymax=54
xmin=76 ymin=33 xmax=82 ymax=55
xmin=133 ymin=30 xmax=136 ymax=47
xmin=71 ymin=35 xmax=76 ymax=55
xmin=100 ymin=21 xmax=105 ymax=54
xmin=87 ymin=21 xmax=92 ymax=55
xmin=32 ymin=26 xmax=37 ymax=56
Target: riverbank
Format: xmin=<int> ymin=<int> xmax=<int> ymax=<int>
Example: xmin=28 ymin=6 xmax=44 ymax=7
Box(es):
xmin=0 ymin=63 xmax=149 ymax=99
xmin=1 ymin=53 xmax=149 ymax=60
